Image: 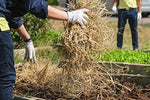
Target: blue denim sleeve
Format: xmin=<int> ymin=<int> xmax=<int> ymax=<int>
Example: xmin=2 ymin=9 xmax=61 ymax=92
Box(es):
xmin=8 ymin=17 xmax=23 ymax=29
xmin=28 ymin=0 xmax=48 ymax=19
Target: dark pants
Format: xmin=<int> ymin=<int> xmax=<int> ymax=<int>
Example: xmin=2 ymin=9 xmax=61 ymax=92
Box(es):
xmin=0 ymin=30 xmax=15 ymax=100
xmin=117 ymin=8 xmax=138 ymax=50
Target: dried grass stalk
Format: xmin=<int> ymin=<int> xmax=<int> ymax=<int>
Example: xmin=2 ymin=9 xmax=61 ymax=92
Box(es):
xmin=15 ymin=0 xmax=130 ymax=99
xmin=61 ymin=0 xmax=114 ymax=69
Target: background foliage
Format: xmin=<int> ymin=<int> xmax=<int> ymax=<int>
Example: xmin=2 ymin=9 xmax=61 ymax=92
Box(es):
xmin=46 ymin=0 xmax=59 ymax=5
xmin=11 ymin=0 xmax=60 ymax=49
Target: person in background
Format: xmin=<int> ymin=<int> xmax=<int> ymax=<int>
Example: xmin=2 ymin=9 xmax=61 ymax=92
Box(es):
xmin=0 ymin=0 xmax=89 ymax=99
xmin=112 ymin=0 xmax=142 ymax=50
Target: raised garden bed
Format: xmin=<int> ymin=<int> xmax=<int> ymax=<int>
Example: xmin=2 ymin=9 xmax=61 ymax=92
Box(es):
xmin=14 ymin=48 xmax=150 ymax=99
xmin=98 ymin=61 xmax=150 ymax=75
xmin=13 ymin=62 xmax=150 ymax=99
xmin=98 ymin=61 xmax=150 ymax=85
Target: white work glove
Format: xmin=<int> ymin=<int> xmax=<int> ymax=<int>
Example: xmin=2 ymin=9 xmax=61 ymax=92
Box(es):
xmin=67 ymin=8 xmax=89 ymax=28
xmin=137 ymin=12 xmax=142 ymax=20
xmin=24 ymin=39 xmax=36 ymax=63
xmin=112 ymin=6 xmax=117 ymax=14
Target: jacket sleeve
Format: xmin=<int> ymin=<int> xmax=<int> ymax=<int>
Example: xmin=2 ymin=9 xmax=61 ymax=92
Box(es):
xmin=7 ymin=17 xmax=23 ymax=29
xmin=28 ymin=0 xmax=48 ymax=19
xmin=6 ymin=0 xmax=48 ymax=29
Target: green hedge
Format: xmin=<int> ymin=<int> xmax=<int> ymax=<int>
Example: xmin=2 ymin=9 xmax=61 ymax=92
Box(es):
xmin=11 ymin=0 xmax=60 ymax=49
xmin=11 ymin=13 xmax=50 ymax=49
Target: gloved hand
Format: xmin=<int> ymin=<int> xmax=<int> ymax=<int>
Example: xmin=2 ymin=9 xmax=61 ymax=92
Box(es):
xmin=137 ymin=12 xmax=142 ymax=20
xmin=24 ymin=39 xmax=36 ymax=63
xmin=67 ymin=8 xmax=89 ymax=28
xmin=112 ymin=6 xmax=117 ymax=14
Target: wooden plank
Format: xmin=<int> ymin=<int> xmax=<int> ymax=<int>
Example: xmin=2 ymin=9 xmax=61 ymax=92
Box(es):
xmin=98 ymin=61 xmax=150 ymax=75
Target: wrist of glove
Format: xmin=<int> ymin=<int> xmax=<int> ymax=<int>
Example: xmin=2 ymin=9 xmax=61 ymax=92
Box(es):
xmin=112 ymin=6 xmax=117 ymax=14
xmin=137 ymin=12 xmax=142 ymax=20
xmin=24 ymin=38 xmax=36 ymax=63
xmin=24 ymin=37 xmax=32 ymax=42
xmin=67 ymin=8 xmax=89 ymax=28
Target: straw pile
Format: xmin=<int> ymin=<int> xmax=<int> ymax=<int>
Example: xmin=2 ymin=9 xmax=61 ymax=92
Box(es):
xmin=14 ymin=0 xmax=130 ymax=99
xmin=15 ymin=60 xmax=122 ymax=99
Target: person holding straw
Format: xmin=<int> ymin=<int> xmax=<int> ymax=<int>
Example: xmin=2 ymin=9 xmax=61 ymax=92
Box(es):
xmin=0 ymin=0 xmax=89 ymax=99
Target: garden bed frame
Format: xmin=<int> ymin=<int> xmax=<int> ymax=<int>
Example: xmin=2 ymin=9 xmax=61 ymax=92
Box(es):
xmin=14 ymin=48 xmax=150 ymax=99
xmin=98 ymin=61 xmax=150 ymax=85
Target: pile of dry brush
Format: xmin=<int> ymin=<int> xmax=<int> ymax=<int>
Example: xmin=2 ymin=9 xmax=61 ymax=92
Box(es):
xmin=14 ymin=0 xmax=133 ymax=99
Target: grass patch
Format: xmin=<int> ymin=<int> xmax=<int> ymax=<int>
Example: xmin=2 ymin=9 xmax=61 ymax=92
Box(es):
xmin=36 ymin=47 xmax=65 ymax=65
xmin=14 ymin=54 xmax=24 ymax=64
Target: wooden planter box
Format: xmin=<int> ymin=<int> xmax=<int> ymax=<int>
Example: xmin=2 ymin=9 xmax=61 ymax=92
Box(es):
xmin=98 ymin=61 xmax=150 ymax=75
xmin=14 ymin=61 xmax=150 ymax=99
xmin=98 ymin=61 xmax=150 ymax=85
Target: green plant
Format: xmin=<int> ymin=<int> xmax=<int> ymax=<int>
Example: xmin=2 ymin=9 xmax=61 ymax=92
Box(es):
xmin=11 ymin=30 xmax=24 ymax=49
xmin=144 ymin=43 xmax=150 ymax=49
xmin=11 ymin=0 xmax=60 ymax=49
xmin=127 ymin=70 xmax=134 ymax=74
xmin=36 ymin=47 xmax=65 ymax=65
xmin=14 ymin=54 xmax=24 ymax=64
xmin=38 ymin=30 xmax=62 ymax=44
xmin=100 ymin=49 xmax=150 ymax=64
xmin=46 ymin=0 xmax=59 ymax=5
xmin=22 ymin=13 xmax=49 ymax=40
xmin=144 ymin=67 xmax=150 ymax=75
xmin=11 ymin=13 xmax=50 ymax=49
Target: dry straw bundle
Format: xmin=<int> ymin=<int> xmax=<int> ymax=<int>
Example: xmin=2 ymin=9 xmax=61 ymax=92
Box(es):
xmin=63 ymin=0 xmax=114 ymax=58
xmin=15 ymin=0 xmax=131 ymax=99
xmin=60 ymin=0 xmax=115 ymax=69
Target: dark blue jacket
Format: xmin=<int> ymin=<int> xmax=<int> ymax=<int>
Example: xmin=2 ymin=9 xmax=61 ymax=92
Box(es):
xmin=0 ymin=0 xmax=48 ymax=29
